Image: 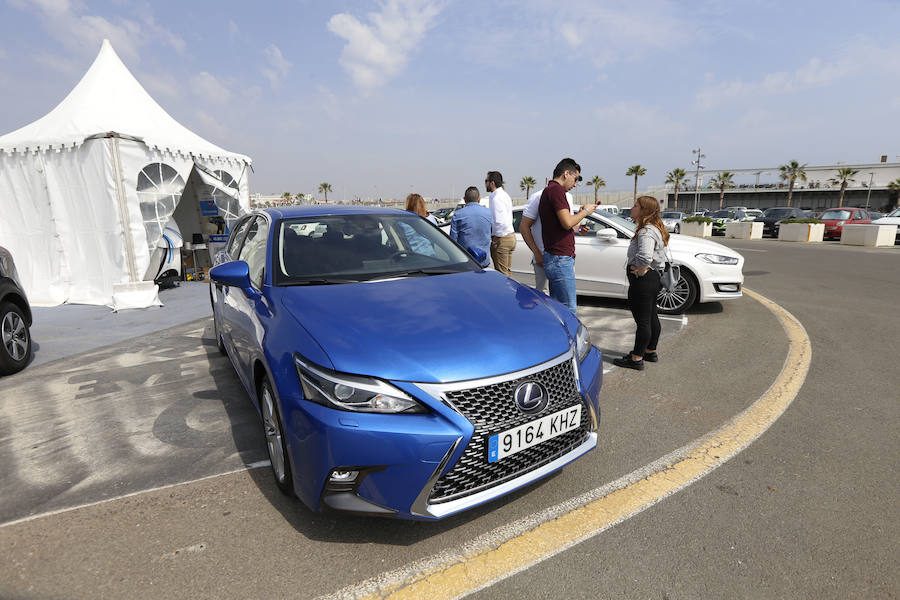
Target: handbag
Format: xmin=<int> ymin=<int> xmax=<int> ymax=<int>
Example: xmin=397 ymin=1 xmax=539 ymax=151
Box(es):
xmin=659 ymin=245 xmax=680 ymax=292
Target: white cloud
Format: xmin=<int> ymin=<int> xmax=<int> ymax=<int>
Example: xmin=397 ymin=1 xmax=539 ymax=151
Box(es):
xmin=261 ymin=44 xmax=292 ymax=89
xmin=594 ymin=101 xmax=686 ymax=139
xmin=138 ymin=71 xmax=179 ymax=99
xmin=8 ymin=0 xmax=184 ymax=64
xmin=191 ymin=72 xmax=231 ymax=104
xmin=696 ymin=39 xmax=900 ymax=110
xmin=697 ymin=56 xmax=854 ymax=110
xmin=327 ymin=0 xmax=445 ymax=93
xmin=193 ymin=110 xmax=228 ymax=141
xmin=541 ymin=0 xmax=693 ymax=69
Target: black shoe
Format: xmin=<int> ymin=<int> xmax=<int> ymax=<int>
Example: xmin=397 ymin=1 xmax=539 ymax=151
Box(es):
xmin=644 ymin=351 xmax=658 ymax=363
xmin=613 ymin=355 xmax=645 ymax=371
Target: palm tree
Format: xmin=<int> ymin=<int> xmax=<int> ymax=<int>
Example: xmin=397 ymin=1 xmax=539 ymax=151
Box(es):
xmin=710 ymin=171 xmax=735 ymax=209
xmin=887 ymin=178 xmax=900 ymax=209
xmin=520 ymin=176 xmax=537 ymax=200
xmin=281 ymin=192 xmax=292 ymax=204
xmin=779 ymin=160 xmax=808 ymax=207
xmin=828 ymin=168 xmax=859 ymax=208
xmin=626 ymin=165 xmax=647 ymax=202
xmin=318 ymin=182 xmax=333 ymax=202
xmin=589 ymin=175 xmax=606 ymax=204
xmin=665 ymin=168 xmax=687 ymax=210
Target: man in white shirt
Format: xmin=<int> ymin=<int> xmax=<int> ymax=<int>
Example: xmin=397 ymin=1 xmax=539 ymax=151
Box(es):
xmin=485 ymin=171 xmax=516 ymax=275
xmin=519 ymin=187 xmax=577 ymax=293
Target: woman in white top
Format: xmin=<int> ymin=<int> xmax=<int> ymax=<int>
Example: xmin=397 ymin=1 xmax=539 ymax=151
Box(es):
xmin=613 ymin=196 xmax=670 ymax=371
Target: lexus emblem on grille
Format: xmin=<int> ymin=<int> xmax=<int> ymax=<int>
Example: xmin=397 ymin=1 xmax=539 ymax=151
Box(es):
xmin=513 ymin=381 xmax=549 ymax=414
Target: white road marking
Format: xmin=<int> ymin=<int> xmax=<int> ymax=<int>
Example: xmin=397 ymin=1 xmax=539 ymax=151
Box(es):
xmin=0 ymin=461 xmax=271 ymax=529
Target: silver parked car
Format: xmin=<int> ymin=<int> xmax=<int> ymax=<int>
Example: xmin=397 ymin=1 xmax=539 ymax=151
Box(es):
xmin=660 ymin=211 xmax=686 ymax=233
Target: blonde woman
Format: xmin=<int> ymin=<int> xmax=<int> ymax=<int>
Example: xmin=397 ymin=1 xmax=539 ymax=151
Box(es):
xmin=405 ymin=193 xmax=438 ymax=224
xmin=613 ymin=195 xmax=670 ymax=371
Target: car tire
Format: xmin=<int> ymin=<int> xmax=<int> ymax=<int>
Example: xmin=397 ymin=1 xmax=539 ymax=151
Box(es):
xmin=0 ymin=301 xmax=31 ymax=375
xmin=674 ymin=224 xmax=680 ymax=234
xmin=260 ymin=376 xmax=294 ymax=496
xmin=656 ymin=270 xmax=698 ymax=315
xmin=213 ymin=312 xmax=227 ymax=356
xmin=209 ymin=286 xmax=227 ymax=356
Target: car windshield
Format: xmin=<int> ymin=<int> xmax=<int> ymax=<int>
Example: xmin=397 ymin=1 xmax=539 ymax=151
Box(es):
xmin=763 ymin=208 xmax=794 ymax=218
xmin=819 ymin=209 xmax=851 ymax=220
xmin=710 ymin=210 xmax=736 ymax=218
xmin=885 ymin=208 xmax=900 ymax=217
xmin=594 ymin=211 xmax=636 ymax=233
xmin=274 ymin=213 xmax=477 ymax=284
xmin=661 ymin=212 xmax=682 ymax=219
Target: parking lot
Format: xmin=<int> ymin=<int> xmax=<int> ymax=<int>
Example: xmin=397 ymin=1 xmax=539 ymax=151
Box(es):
xmin=0 ymin=239 xmax=897 ymax=599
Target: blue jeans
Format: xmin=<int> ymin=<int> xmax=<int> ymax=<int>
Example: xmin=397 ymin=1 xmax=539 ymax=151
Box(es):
xmin=542 ymin=253 xmax=576 ymax=313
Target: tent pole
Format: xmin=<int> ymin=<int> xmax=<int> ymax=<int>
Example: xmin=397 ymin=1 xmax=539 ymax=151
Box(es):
xmin=109 ymin=136 xmax=139 ymax=282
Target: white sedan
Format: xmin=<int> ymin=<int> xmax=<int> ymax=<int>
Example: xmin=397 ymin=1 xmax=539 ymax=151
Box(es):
xmin=872 ymin=207 xmax=900 ymax=243
xmin=509 ymin=208 xmax=744 ymax=314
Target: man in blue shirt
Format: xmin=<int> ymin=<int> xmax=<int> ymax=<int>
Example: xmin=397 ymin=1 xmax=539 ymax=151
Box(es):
xmin=450 ymin=186 xmax=492 ymax=267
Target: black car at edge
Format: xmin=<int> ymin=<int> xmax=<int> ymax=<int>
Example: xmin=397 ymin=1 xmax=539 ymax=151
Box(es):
xmin=0 ymin=246 xmax=33 ymax=375
xmin=754 ymin=207 xmax=809 ymax=238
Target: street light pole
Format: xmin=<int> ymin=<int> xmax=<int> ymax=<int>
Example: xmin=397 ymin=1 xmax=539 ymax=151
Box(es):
xmin=865 ymin=172 xmax=874 ymax=210
xmin=691 ymin=147 xmax=706 ymax=214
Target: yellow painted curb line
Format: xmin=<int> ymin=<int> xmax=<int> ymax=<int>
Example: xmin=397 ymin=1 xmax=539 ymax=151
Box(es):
xmin=348 ymin=288 xmax=810 ymax=600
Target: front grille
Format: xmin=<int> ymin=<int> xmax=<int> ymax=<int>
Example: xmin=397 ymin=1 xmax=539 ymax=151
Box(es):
xmin=428 ymin=358 xmax=588 ymax=504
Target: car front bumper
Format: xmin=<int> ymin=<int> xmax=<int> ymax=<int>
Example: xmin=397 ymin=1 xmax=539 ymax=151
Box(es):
xmin=693 ymin=261 xmax=744 ymax=303
xmin=284 ymin=347 xmax=604 ymax=519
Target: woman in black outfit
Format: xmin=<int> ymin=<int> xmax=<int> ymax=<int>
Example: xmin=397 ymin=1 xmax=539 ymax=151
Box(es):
xmin=613 ymin=196 xmax=670 ymax=371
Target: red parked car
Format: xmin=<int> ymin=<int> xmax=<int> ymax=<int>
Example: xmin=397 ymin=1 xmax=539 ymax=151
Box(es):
xmin=817 ymin=207 xmax=872 ymax=240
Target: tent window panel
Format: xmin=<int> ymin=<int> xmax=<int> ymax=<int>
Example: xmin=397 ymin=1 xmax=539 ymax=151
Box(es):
xmin=136 ymin=162 xmax=185 ymax=253
xmin=210 ymin=169 xmax=242 ymax=231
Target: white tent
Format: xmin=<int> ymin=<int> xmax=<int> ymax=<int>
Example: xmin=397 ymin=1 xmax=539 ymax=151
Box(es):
xmin=0 ymin=39 xmax=252 ymax=309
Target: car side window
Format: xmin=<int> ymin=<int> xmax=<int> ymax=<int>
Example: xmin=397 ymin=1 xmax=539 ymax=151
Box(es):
xmin=227 ymin=217 xmax=254 ymax=259
xmin=238 ymin=217 xmax=270 ymax=289
xmin=512 ymin=211 xmax=523 ymax=232
xmin=575 ymin=217 xmax=601 ymax=237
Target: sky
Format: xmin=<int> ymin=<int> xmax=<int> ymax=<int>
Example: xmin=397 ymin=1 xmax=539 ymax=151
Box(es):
xmin=1 ymin=0 xmax=899 ymax=201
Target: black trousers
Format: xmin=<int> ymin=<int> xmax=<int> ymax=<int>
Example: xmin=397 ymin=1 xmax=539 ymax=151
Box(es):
xmin=626 ymin=268 xmax=661 ymax=357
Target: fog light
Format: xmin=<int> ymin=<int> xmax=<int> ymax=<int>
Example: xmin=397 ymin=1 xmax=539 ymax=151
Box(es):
xmin=715 ymin=283 xmax=741 ymax=292
xmin=330 ymin=470 xmax=359 ymax=482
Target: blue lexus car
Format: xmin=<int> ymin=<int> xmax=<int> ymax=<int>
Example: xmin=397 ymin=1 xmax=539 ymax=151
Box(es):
xmin=209 ymin=206 xmax=603 ymax=519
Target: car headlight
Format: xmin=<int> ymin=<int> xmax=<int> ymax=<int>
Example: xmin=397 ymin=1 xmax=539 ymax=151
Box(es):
xmin=295 ymin=358 xmax=426 ymax=414
xmin=576 ymin=324 xmax=592 ymax=362
xmin=836 ymin=220 xmax=846 ymax=226
xmin=695 ymin=253 xmax=739 ymax=265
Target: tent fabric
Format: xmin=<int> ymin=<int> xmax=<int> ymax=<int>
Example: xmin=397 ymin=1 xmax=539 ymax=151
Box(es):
xmin=0 ymin=39 xmax=249 ymax=163
xmin=0 ymin=40 xmax=252 ymax=308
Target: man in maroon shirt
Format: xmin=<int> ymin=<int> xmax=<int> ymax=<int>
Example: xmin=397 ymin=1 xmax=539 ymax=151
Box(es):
xmin=538 ymin=158 xmax=596 ymax=312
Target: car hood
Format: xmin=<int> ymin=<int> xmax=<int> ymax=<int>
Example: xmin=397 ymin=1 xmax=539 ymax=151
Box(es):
xmin=873 ymin=217 xmax=900 ymax=225
xmin=667 ymin=234 xmax=742 ymax=259
xmin=280 ymin=271 xmax=573 ymax=383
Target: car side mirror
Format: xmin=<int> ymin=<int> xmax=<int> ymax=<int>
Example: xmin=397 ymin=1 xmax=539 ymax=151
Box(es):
xmin=596 ymin=228 xmax=617 ymax=241
xmin=467 ymin=246 xmax=488 ymax=266
xmin=210 ymin=261 xmax=256 ymax=296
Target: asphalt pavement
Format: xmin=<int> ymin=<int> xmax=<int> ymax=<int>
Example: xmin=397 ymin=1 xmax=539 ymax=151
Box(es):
xmin=1 ymin=240 xmax=896 ymax=599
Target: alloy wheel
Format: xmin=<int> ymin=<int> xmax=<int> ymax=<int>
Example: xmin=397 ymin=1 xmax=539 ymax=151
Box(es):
xmin=261 ymin=385 xmax=286 ymax=483
xmin=657 ymin=276 xmax=691 ymax=313
xmin=2 ymin=311 xmax=27 ymax=361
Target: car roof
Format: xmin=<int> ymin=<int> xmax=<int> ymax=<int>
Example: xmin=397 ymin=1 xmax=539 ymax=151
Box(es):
xmin=260 ymin=205 xmax=409 ymax=219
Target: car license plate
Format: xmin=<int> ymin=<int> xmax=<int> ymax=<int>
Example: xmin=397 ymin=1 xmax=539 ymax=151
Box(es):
xmin=487 ymin=405 xmax=581 ymax=463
